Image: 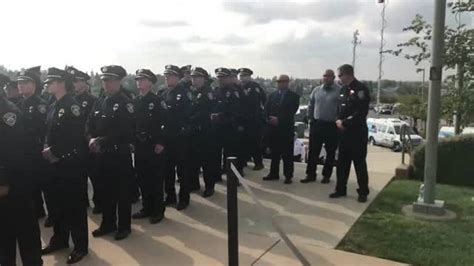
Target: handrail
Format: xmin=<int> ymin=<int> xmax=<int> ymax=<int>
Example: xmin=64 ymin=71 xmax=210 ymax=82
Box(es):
xmin=400 ymin=124 xmax=414 ymax=164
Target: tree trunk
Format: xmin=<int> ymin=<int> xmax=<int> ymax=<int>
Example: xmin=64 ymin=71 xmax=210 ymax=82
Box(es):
xmin=454 ymin=63 xmax=464 ymax=135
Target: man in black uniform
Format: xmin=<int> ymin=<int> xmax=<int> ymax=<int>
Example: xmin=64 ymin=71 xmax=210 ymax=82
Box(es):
xmin=179 ymin=65 xmax=192 ymax=90
xmin=211 ymin=67 xmax=246 ymax=175
xmin=238 ymin=68 xmax=266 ymax=171
xmin=161 ymin=65 xmax=193 ymax=210
xmin=131 ymin=69 xmax=166 ymax=223
xmin=66 ymin=66 xmax=100 ymax=212
xmin=1 ymin=75 xmax=22 ymax=105
xmin=86 ymin=65 xmax=135 ymax=240
xmin=263 ymin=74 xmax=300 ymax=184
xmin=189 ymin=67 xmax=219 ymax=198
xmin=330 ymin=64 xmax=370 ymax=203
xmin=16 ymin=66 xmax=54 ymax=226
xmin=0 ymin=91 xmax=43 ymax=266
xmin=40 ymin=68 xmax=88 ymax=264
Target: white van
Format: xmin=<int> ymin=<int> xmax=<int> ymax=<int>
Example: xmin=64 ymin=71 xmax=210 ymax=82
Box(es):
xmin=368 ymin=118 xmax=424 ymax=152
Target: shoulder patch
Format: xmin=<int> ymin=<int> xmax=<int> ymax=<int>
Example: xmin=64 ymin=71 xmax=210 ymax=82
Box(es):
xmin=38 ymin=104 xmax=47 ymax=114
xmin=126 ymin=103 xmax=134 ymax=113
xmin=3 ymin=112 xmax=17 ymax=127
xmin=71 ymin=105 xmax=81 ymax=117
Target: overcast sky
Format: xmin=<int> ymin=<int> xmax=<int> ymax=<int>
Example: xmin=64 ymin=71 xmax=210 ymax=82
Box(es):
xmin=1 ymin=0 xmax=471 ymax=80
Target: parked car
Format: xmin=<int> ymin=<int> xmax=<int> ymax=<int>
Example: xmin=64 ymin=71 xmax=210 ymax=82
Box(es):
xmin=438 ymin=126 xmax=474 ymax=138
xmin=368 ymin=118 xmax=424 ymax=152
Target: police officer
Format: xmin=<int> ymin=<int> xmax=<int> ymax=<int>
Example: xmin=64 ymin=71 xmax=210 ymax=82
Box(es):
xmin=132 ymin=69 xmax=166 ymax=223
xmin=0 ymin=91 xmax=43 ymax=266
xmin=211 ymin=67 xmax=246 ymax=175
xmin=40 ymin=68 xmax=88 ymax=264
xmin=66 ymin=66 xmax=100 ymax=212
xmin=1 ymin=74 xmax=22 ymax=105
xmin=86 ymin=65 xmax=135 ymax=240
xmin=330 ymin=64 xmax=370 ymax=203
xmin=263 ymin=74 xmax=300 ymax=184
xmin=238 ymin=68 xmax=266 ymax=171
xmin=0 ymin=74 xmax=9 ymax=98
xmin=161 ymin=65 xmax=193 ymax=210
xmin=189 ymin=67 xmax=219 ymax=198
xmin=16 ymin=66 xmax=54 ymax=225
xmin=179 ymin=65 xmax=192 ymax=90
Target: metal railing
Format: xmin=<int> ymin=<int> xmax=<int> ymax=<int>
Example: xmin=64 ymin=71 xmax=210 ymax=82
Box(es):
xmin=400 ymin=124 xmax=414 ymax=164
xmin=226 ymin=157 xmax=311 ymax=266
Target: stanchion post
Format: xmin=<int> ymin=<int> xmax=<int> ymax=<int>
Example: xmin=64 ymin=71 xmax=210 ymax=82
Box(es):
xmin=226 ymin=157 xmax=239 ymax=266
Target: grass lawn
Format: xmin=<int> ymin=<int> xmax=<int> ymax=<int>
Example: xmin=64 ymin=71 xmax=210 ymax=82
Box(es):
xmin=337 ymin=180 xmax=474 ymax=266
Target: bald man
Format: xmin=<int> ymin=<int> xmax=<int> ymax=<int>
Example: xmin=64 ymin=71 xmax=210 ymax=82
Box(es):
xmin=262 ymin=75 xmax=300 ymax=184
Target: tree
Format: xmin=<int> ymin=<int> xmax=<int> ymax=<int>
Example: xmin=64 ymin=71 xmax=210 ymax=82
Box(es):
xmin=385 ymin=1 xmax=473 ymax=133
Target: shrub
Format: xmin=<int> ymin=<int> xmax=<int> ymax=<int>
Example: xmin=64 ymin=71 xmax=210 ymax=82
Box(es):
xmin=411 ymin=134 xmax=474 ymax=187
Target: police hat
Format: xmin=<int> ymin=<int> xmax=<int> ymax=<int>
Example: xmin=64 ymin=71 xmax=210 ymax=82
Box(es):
xmin=0 ymin=73 xmax=10 ymax=88
xmin=229 ymin=68 xmax=238 ymax=77
xmin=238 ymin=68 xmax=253 ymax=76
xmin=190 ymin=67 xmax=209 ymax=78
xmin=16 ymin=66 xmax=41 ymax=83
xmin=215 ymin=67 xmax=231 ymax=78
xmin=135 ymin=69 xmax=157 ymax=84
xmin=180 ymin=65 xmax=192 ymax=74
xmin=44 ymin=67 xmax=73 ymax=84
xmin=66 ymin=66 xmax=91 ymax=81
xmin=100 ymin=65 xmax=127 ymax=80
xmin=163 ymin=65 xmax=182 ymax=76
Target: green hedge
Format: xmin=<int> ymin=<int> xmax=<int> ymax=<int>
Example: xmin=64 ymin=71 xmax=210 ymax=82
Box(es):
xmin=411 ymin=134 xmax=474 ymax=187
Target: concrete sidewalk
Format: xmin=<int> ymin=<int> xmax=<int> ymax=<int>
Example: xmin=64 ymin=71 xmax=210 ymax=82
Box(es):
xmin=39 ymin=146 xmax=405 ymax=265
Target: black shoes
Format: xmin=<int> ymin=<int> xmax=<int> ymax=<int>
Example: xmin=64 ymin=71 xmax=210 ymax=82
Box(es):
xmin=149 ymin=214 xmax=165 ymax=224
xmin=358 ymin=195 xmax=368 ymax=203
xmin=164 ymin=196 xmax=177 ymax=206
xmin=252 ymin=164 xmax=264 ymax=171
xmin=300 ymin=176 xmax=316 ymax=183
xmin=132 ymin=209 xmax=150 ymax=219
xmin=67 ymin=250 xmax=88 ymax=264
xmin=92 ymin=227 xmax=116 ymax=238
xmin=262 ymin=175 xmax=279 ymax=181
xmin=176 ymin=201 xmax=189 ymax=211
xmin=329 ymin=191 xmax=347 ymax=198
xmin=41 ymin=243 xmax=69 ymax=255
xmin=284 ymin=178 xmax=293 ymax=184
xmin=321 ymin=177 xmax=331 ymax=184
xmin=44 ymin=217 xmax=54 ymax=228
xmin=202 ymin=189 xmax=214 ymax=198
xmin=114 ymin=230 xmax=131 ymax=241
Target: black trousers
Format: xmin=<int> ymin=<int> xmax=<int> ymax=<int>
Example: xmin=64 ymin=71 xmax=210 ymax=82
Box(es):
xmin=246 ymin=123 xmax=264 ymax=166
xmin=97 ymin=153 xmax=133 ymax=231
xmin=190 ymin=131 xmax=220 ymax=191
xmin=306 ymin=120 xmax=338 ymax=179
xmin=217 ymin=126 xmax=245 ymax=174
xmin=135 ymin=149 xmax=165 ymax=217
xmin=268 ymin=130 xmax=294 ymax=179
xmin=87 ymin=153 xmax=102 ymax=210
xmin=30 ymin=157 xmax=55 ymax=219
xmin=336 ymin=128 xmax=370 ymax=196
xmin=0 ymin=193 xmax=43 ymax=266
xmin=164 ymin=135 xmax=191 ymax=203
xmin=47 ymin=162 xmax=88 ymax=252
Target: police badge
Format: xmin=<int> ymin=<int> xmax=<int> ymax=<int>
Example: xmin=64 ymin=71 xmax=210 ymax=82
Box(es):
xmin=126 ymin=103 xmax=134 ymax=113
xmin=149 ymin=102 xmax=155 ymax=110
xmin=82 ymin=101 xmax=88 ymax=108
xmin=38 ymin=104 xmax=47 ymax=114
xmin=58 ymin=108 xmax=65 ymax=117
xmin=113 ymin=103 xmax=119 ymax=112
xmin=29 ymin=106 xmax=34 ymax=113
xmin=3 ymin=112 xmax=16 ymax=127
xmin=197 ymin=93 xmax=202 ymax=99
xmin=176 ymin=94 xmax=182 ymax=101
xmin=71 ymin=105 xmax=80 ymax=117
xmin=225 ymin=91 xmax=231 ymax=98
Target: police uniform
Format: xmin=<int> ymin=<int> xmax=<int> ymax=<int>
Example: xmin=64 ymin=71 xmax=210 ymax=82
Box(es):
xmin=332 ymin=78 xmax=370 ymax=200
xmin=86 ymin=65 xmax=135 ymax=239
xmin=132 ymin=69 xmax=166 ymax=223
xmin=263 ymin=85 xmax=300 ymax=183
xmin=0 ymin=97 xmax=43 ymax=266
xmin=16 ymin=66 xmax=53 ymax=222
xmin=212 ymin=68 xmax=246 ymax=175
xmin=238 ymin=68 xmax=266 ymax=170
xmin=66 ymin=66 xmax=100 ymax=212
xmin=179 ymin=65 xmax=192 ymax=91
xmin=161 ymin=65 xmax=193 ymax=210
xmin=40 ymin=68 xmax=88 ymax=263
xmin=189 ymin=67 xmax=219 ymax=197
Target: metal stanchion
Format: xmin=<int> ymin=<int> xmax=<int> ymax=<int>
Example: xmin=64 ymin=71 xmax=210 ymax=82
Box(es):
xmin=226 ymin=157 xmax=239 ymax=266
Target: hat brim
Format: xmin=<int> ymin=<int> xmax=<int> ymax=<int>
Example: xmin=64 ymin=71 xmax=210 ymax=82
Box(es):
xmin=16 ymin=76 xmax=35 ymax=82
xmin=100 ymin=74 xmax=121 ymax=81
xmin=163 ymin=70 xmax=180 ymax=76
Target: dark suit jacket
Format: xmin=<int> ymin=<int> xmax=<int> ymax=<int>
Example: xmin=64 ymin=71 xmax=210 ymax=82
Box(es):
xmin=264 ymin=89 xmax=300 ymax=136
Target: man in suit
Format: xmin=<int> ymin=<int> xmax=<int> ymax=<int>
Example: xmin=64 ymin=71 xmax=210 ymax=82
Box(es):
xmin=263 ymin=74 xmax=300 ymax=184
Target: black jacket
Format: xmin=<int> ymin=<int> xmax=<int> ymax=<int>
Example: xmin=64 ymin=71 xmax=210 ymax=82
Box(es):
xmin=133 ymin=91 xmax=165 ymax=153
xmin=159 ymin=84 xmax=193 ymax=137
xmin=189 ymin=85 xmax=216 ymax=134
xmin=338 ymin=79 xmax=370 ymax=130
xmin=74 ymin=92 xmax=97 ymax=119
xmin=16 ymin=95 xmax=47 ymax=156
xmin=240 ymin=80 xmax=266 ymax=125
xmin=264 ymin=89 xmax=300 ymax=135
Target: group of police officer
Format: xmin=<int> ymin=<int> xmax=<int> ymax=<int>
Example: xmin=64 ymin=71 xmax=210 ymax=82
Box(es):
xmin=0 ymin=63 xmax=370 ymax=265
xmin=0 ymin=64 xmax=268 ymax=265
